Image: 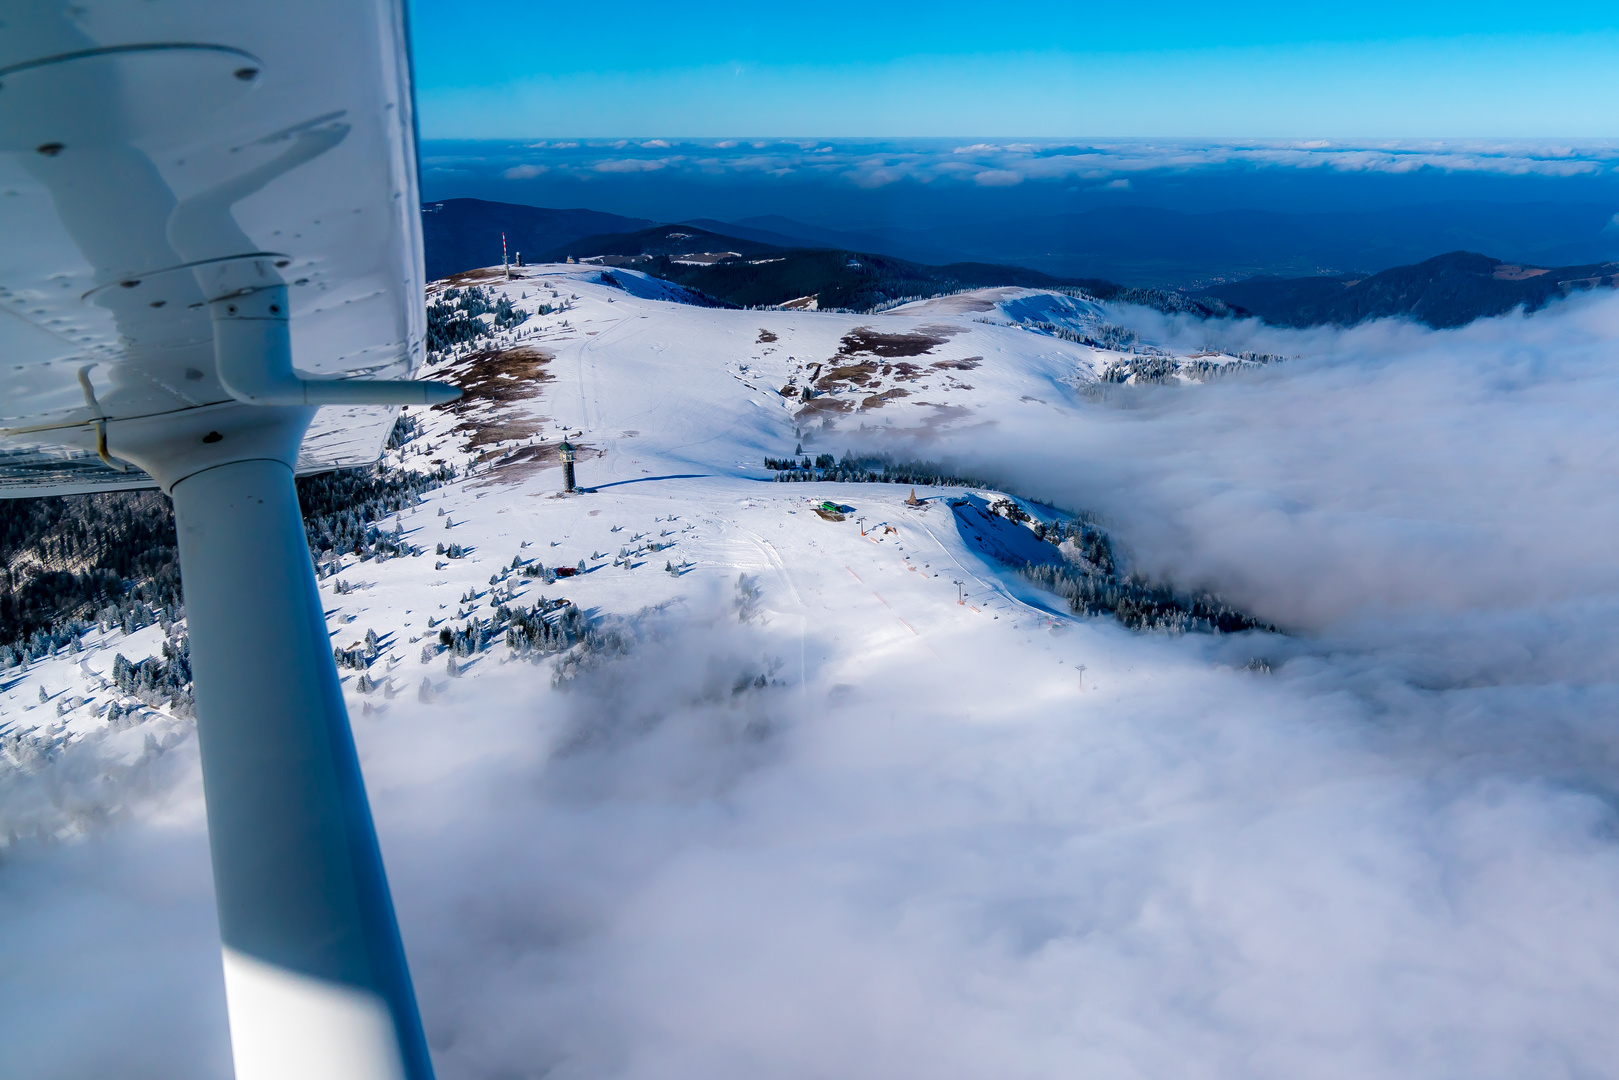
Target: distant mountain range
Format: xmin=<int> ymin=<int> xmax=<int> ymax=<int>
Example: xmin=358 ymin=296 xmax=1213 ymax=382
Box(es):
xmin=422 ymin=204 xmax=1076 ymax=311
xmin=536 ymin=224 xmax=1080 ymax=311
xmin=1199 ymin=252 xmax=1619 ymax=329
xmin=541 ymin=223 xmax=783 ymax=263
xmin=422 ymin=191 xmax=1619 ymax=288
xmin=421 ymin=198 xmax=1619 ymax=329
xmin=717 ymin=202 xmax=1619 ymax=286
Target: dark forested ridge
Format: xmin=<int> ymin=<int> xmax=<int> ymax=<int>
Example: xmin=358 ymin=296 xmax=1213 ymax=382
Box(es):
xmin=1200 ymin=251 xmax=1619 ymax=329
xmin=656 ymin=250 xmax=1072 ymax=311
xmin=541 ymin=223 xmax=783 ymax=263
xmin=540 ymin=223 xmax=1078 ymax=311
xmin=422 ymin=198 xmax=651 ymax=282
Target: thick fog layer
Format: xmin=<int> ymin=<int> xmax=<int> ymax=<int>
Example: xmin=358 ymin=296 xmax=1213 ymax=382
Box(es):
xmin=6 ymin=294 xmax=1619 ymax=1077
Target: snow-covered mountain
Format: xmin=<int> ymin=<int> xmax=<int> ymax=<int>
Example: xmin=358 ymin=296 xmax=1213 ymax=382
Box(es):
xmin=0 ymin=265 xmax=1271 ymax=844
xmin=20 ymin=264 xmax=1619 ymax=1080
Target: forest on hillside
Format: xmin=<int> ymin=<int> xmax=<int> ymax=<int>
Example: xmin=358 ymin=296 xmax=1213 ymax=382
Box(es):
xmin=0 ymin=418 xmax=450 ymax=670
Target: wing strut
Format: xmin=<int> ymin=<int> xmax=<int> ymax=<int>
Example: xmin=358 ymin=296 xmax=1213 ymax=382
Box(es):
xmin=168 ymin=437 xmax=436 ymax=1080
xmin=1 ymin=5 xmax=454 ymax=1073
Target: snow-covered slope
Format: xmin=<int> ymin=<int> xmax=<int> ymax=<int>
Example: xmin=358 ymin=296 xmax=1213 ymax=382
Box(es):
xmin=5 ymin=265 xmax=1239 ymax=830
xmin=25 ymin=267 xmax=1619 ymax=1080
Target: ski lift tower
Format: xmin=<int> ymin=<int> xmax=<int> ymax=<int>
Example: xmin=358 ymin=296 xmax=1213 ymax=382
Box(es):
xmin=0 ymin=4 xmax=455 ymax=1078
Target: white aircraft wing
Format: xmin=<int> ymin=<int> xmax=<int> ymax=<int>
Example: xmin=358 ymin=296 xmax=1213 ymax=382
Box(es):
xmin=0 ymin=0 xmax=426 ymax=495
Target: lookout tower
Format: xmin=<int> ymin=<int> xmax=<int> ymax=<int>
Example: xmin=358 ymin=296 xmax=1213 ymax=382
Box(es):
xmin=559 ymin=441 xmax=577 ymax=492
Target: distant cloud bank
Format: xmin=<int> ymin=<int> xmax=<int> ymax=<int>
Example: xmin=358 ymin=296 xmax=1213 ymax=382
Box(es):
xmin=426 ymin=138 xmax=1619 ymax=192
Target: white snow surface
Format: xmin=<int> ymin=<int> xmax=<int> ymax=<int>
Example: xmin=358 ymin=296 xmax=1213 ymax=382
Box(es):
xmin=6 ymin=267 xmax=1619 ymax=1079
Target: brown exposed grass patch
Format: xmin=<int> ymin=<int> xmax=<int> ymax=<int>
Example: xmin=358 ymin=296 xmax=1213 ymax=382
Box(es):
xmin=1493 ymin=264 xmax=1552 ymax=281
xmin=474 ymin=441 xmax=598 ymax=489
xmin=861 ymin=388 xmax=911 ymax=410
xmin=433 ymin=346 xmax=555 ymax=448
xmin=816 ymin=360 xmax=879 ymax=389
xmin=838 ymin=325 xmax=961 ymax=358
xmin=436 ymin=267 xmax=508 ymax=288
xmin=929 ymin=356 xmax=982 ymax=371
xmin=757 ymin=328 xmax=779 ymax=343
xmin=889 ymin=362 xmax=925 ymax=381
xmin=795 ymin=397 xmax=854 ymax=421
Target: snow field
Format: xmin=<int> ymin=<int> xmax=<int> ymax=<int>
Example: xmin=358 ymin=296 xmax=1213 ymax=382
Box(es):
xmin=9 ymin=270 xmax=1619 ymax=1079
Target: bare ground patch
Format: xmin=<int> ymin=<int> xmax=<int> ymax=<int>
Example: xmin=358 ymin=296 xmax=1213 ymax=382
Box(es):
xmin=432 ymin=346 xmax=555 ymax=449
xmin=929 ymin=356 xmax=982 ymax=371
xmin=861 ymin=388 xmax=912 ymax=410
xmin=435 ymin=267 xmax=509 ymax=289
xmin=816 ymin=361 xmax=879 ymax=389
xmin=837 ymin=324 xmax=962 ymax=358
xmin=474 ymin=441 xmax=599 ymax=489
xmin=795 ymin=397 xmax=854 ymax=422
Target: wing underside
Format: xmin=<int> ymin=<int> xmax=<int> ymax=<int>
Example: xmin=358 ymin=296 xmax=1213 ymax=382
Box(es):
xmin=0 ymin=0 xmax=427 ymax=496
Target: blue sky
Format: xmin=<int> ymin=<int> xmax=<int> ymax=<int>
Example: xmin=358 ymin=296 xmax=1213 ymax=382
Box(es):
xmin=409 ymin=1 xmax=1619 ymax=137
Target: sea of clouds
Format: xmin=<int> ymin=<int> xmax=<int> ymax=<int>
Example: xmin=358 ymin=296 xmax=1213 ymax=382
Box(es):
xmin=6 ymin=291 xmax=1619 ymax=1078
xmin=422 ymin=137 xmax=1619 ymax=192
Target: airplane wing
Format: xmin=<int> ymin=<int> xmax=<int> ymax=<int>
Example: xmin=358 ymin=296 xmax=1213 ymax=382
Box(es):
xmin=0 ymin=0 xmax=428 ymax=495
xmin=1 ymin=5 xmax=450 ymax=1079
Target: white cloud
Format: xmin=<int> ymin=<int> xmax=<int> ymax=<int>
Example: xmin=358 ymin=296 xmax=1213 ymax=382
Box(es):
xmin=592 ymin=158 xmax=671 ymax=173
xmin=11 ymin=292 xmax=1619 ymax=1077
xmin=465 ymin=138 xmax=1619 ymax=192
xmin=502 ymin=164 xmax=548 ymax=179
xmin=972 ymin=168 xmax=1024 ymax=187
